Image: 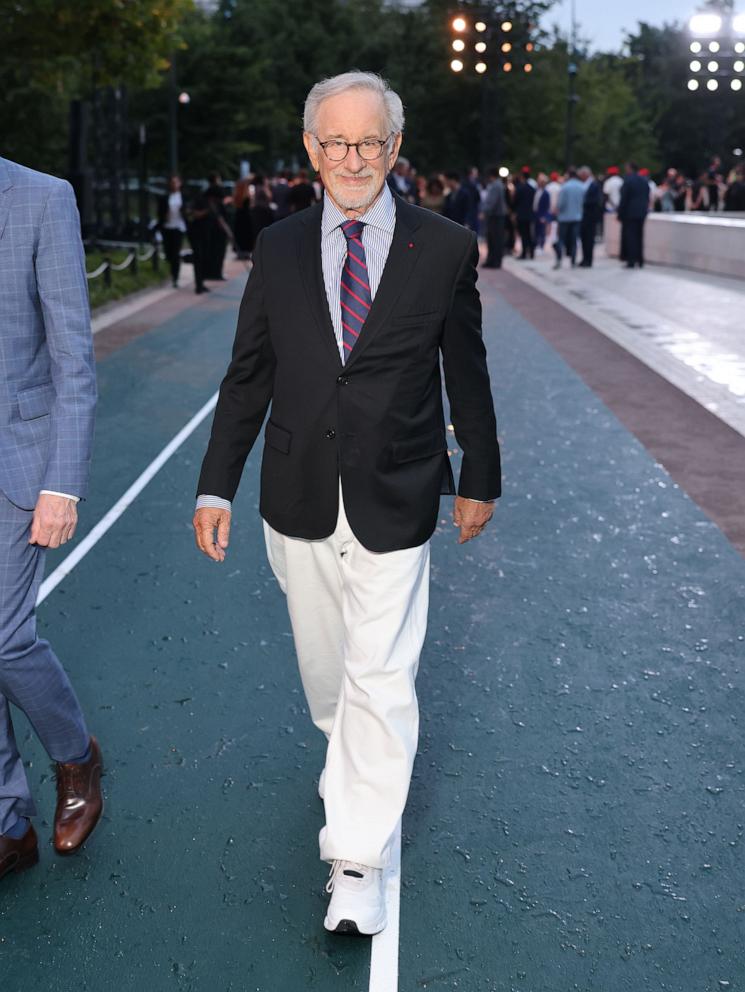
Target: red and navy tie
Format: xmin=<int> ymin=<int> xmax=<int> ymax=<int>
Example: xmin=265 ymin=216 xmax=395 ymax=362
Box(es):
xmin=339 ymin=220 xmax=371 ymax=362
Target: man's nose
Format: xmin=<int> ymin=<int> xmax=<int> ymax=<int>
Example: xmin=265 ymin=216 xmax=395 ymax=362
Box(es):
xmin=346 ymin=146 xmax=365 ymax=170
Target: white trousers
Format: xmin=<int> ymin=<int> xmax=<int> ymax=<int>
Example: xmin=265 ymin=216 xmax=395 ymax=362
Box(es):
xmin=263 ymin=489 xmax=430 ymax=869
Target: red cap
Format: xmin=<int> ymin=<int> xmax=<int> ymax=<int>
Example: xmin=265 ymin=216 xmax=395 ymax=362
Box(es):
xmin=607 ymin=165 xmax=619 ymax=175
xmin=639 ymin=167 xmax=650 ymax=176
xmin=549 ymin=171 xmax=559 ymax=181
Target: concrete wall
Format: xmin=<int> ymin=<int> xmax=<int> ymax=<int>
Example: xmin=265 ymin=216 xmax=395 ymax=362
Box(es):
xmin=605 ymin=212 xmax=745 ymax=280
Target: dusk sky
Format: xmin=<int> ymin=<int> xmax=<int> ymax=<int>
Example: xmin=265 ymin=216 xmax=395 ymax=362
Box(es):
xmin=541 ymin=0 xmax=695 ymax=52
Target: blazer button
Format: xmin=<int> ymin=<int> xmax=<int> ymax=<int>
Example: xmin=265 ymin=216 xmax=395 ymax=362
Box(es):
xmin=325 ymin=428 xmax=336 ymax=439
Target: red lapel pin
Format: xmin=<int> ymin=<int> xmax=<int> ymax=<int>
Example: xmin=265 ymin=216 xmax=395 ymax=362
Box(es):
xmin=408 ymin=242 xmax=415 ymax=249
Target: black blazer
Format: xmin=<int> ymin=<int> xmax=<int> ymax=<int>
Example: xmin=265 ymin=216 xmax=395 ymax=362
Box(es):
xmin=197 ymin=198 xmax=501 ymax=552
xmin=618 ymin=174 xmax=650 ymax=221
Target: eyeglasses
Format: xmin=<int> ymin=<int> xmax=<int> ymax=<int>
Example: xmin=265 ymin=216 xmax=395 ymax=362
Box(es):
xmin=316 ymin=134 xmax=393 ymax=162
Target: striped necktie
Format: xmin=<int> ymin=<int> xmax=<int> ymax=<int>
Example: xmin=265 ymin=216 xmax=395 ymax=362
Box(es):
xmin=339 ymin=219 xmax=371 ymax=362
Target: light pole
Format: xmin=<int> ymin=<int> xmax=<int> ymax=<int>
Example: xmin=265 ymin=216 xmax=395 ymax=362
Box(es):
xmin=564 ymin=0 xmax=578 ymax=169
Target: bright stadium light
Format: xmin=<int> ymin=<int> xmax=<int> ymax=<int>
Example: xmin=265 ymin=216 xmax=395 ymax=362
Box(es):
xmin=707 ymin=78 xmax=719 ymax=90
xmin=524 ymin=63 xmax=533 ymax=72
xmin=475 ymin=41 xmax=487 ymax=53
xmin=452 ymin=38 xmax=465 ymax=51
xmin=498 ymin=166 xmax=510 ymax=178
xmin=690 ymin=40 xmax=702 ymax=52
xmin=709 ymin=40 xmax=720 ymax=52
xmin=503 ymin=61 xmax=512 ymax=71
xmin=475 ymin=20 xmax=487 ymax=32
xmin=450 ymin=58 xmax=464 ymax=72
xmin=688 ymin=78 xmax=700 ymax=90
xmin=689 ymin=13 xmax=722 ymax=35
xmin=732 ymin=78 xmax=743 ymax=90
xmin=475 ymin=61 xmax=487 ymax=73
xmin=690 ymin=59 xmax=702 ymax=71
xmin=501 ymin=20 xmax=512 ymax=31
xmin=733 ymin=13 xmax=745 ymax=33
xmin=735 ymin=59 xmax=745 ymax=71
xmin=452 ymin=16 xmax=467 ymax=32
xmin=736 ymin=41 xmax=745 ymax=53
xmin=708 ymin=59 xmax=719 ymax=71
xmin=501 ymin=41 xmax=512 ymax=52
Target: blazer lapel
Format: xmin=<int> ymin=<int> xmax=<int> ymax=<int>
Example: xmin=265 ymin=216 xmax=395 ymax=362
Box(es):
xmin=0 ymin=159 xmax=13 ymax=241
xmin=297 ymin=202 xmax=342 ymax=367
xmin=344 ymin=200 xmax=423 ymax=370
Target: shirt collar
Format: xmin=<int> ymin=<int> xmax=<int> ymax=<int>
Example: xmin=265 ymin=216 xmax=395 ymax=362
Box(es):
xmin=321 ymin=182 xmax=396 ymax=239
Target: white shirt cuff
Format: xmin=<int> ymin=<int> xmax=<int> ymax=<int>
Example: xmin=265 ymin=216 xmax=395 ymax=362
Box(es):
xmin=196 ymin=495 xmax=232 ymax=511
xmin=40 ymin=490 xmax=80 ymax=503
xmin=463 ymin=497 xmax=496 ymax=503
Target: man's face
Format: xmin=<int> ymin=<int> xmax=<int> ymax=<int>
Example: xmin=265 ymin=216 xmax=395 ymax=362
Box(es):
xmin=303 ymin=88 xmax=402 ymax=215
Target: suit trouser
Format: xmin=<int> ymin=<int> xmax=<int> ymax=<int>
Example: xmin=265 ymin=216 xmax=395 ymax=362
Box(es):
xmin=162 ymin=228 xmax=183 ymax=283
xmin=484 ymin=214 xmax=505 ymax=267
xmin=580 ymin=216 xmax=596 ymax=265
xmin=517 ymin=219 xmax=534 ymax=258
xmin=0 ymin=493 xmax=89 ymax=835
xmin=263 ymin=488 xmax=430 ymax=869
xmin=622 ymin=219 xmax=645 ymax=266
xmin=554 ymin=221 xmax=580 ymax=264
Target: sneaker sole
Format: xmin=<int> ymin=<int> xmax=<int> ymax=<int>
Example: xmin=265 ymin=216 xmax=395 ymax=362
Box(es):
xmin=323 ymin=913 xmax=387 ymax=936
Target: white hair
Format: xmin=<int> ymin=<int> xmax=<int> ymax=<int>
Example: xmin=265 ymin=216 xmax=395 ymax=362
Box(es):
xmin=303 ymin=71 xmax=405 ymax=137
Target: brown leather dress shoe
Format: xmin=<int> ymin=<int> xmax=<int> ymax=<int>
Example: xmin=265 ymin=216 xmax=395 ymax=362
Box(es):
xmin=0 ymin=823 xmax=39 ymax=881
xmin=53 ymin=736 xmax=104 ymax=855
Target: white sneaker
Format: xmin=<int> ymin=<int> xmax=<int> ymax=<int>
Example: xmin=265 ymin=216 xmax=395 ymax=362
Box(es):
xmin=318 ymin=768 xmax=326 ymax=800
xmin=323 ymin=860 xmax=387 ymax=935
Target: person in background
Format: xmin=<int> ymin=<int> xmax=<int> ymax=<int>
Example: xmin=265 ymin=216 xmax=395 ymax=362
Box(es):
xmin=232 ymin=177 xmax=254 ymax=260
xmin=618 ymin=161 xmax=649 ymax=268
xmin=421 ymin=174 xmax=446 ymax=214
xmin=689 ymin=170 xmax=711 ymax=212
xmin=578 ymin=166 xmax=602 ymax=268
xmin=513 ymin=169 xmax=535 ymax=259
xmin=186 ymin=188 xmax=211 ymax=295
xmin=533 ymin=173 xmax=551 ymax=252
xmin=443 ymin=171 xmax=471 ymax=226
xmin=482 ymin=165 xmax=507 ymax=268
xmin=639 ymin=168 xmax=656 ymax=211
xmin=388 ymin=155 xmax=418 ymax=203
xmin=463 ymin=167 xmax=483 ymax=233
xmin=250 ymin=186 xmax=275 ymax=242
xmin=157 ymin=175 xmax=188 ymax=288
xmin=204 ymin=172 xmax=232 ymax=280
xmin=272 ymin=170 xmax=293 ymax=221
xmin=725 ymin=166 xmax=745 ymax=211
xmin=545 ymin=170 xmax=562 ymax=245
xmin=603 ymin=165 xmax=623 ymax=213
xmin=553 ymin=167 xmax=584 ymax=269
xmin=288 ymin=168 xmax=318 ymax=213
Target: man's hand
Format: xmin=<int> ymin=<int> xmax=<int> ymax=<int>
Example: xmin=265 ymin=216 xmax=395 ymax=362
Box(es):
xmin=453 ymin=496 xmax=494 ymax=545
xmin=29 ymin=494 xmax=78 ymax=548
xmin=193 ymin=507 xmax=232 ymax=562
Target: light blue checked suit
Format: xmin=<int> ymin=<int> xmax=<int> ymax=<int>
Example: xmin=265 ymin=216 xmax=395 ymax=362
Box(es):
xmin=0 ymin=158 xmax=96 ymax=836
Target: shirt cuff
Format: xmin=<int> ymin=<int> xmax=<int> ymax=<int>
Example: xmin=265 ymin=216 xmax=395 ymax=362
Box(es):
xmin=463 ymin=497 xmax=496 ymax=503
xmin=196 ymin=495 xmax=232 ymax=512
xmin=40 ymin=490 xmax=80 ymax=503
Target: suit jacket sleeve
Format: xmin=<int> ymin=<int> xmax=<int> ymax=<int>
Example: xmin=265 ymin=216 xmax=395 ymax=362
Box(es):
xmin=36 ymin=180 xmax=97 ymax=500
xmin=196 ymin=231 xmax=276 ymax=500
xmin=440 ymin=233 xmax=501 ymax=501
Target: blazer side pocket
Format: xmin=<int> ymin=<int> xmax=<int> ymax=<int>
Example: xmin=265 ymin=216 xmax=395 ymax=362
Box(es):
xmin=391 ymin=428 xmax=447 ymax=464
xmin=264 ymin=418 xmax=292 ymax=455
xmin=17 ymin=381 xmax=54 ymax=421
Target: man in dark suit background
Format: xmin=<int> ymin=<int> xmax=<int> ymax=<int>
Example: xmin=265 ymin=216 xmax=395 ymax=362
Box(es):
xmin=193 ymin=71 xmax=500 ymax=936
xmin=579 ymin=166 xmax=602 ymax=268
xmin=618 ymin=161 xmax=650 ymax=268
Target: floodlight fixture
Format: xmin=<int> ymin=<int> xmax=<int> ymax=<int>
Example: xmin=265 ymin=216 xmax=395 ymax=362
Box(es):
xmin=475 ymin=41 xmax=487 ymax=53
xmin=709 ymin=40 xmax=720 ymax=52
xmin=707 ymin=78 xmax=719 ymax=90
xmin=498 ymin=166 xmax=509 ymax=178
xmin=501 ymin=20 xmax=512 ymax=31
xmin=475 ymin=20 xmax=487 ymax=32
xmin=503 ymin=61 xmax=512 ymax=72
xmin=524 ymin=63 xmax=533 ymax=72
xmin=688 ymin=79 xmax=700 ymax=90
xmin=475 ymin=62 xmax=487 ymax=73
xmin=736 ymin=41 xmax=745 ymax=53
xmin=735 ymin=59 xmax=745 ymax=71
xmin=690 ymin=59 xmax=702 ymax=71
xmin=501 ymin=42 xmax=512 ymax=52
xmin=452 ymin=16 xmax=467 ymax=32
xmin=732 ymin=78 xmax=743 ymax=90
xmin=450 ymin=58 xmax=464 ymax=72
xmin=690 ymin=40 xmax=702 ymax=52
xmin=689 ymin=13 xmax=722 ymax=35
xmin=178 ymin=91 xmax=191 ymax=104
xmin=452 ymin=38 xmax=465 ymax=51
xmin=733 ymin=13 xmax=745 ymax=33
xmin=707 ymin=59 xmax=719 ymax=71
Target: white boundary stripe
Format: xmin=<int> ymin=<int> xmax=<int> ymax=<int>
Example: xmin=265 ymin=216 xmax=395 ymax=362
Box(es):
xmin=369 ymin=819 xmax=402 ymax=992
xmin=37 ymin=390 xmax=219 ymax=606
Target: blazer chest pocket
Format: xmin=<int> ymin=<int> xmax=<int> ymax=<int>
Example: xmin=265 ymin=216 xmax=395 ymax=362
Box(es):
xmin=391 ymin=311 xmax=440 ymax=327
xmin=392 ymin=429 xmax=447 ymax=464
xmin=265 ymin=418 xmax=292 ymax=454
xmin=17 ymin=381 xmax=54 ymax=420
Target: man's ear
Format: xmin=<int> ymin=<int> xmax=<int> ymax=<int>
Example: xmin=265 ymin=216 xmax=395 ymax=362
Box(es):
xmin=303 ymin=132 xmax=319 ymax=172
xmin=388 ymin=133 xmax=403 ymax=171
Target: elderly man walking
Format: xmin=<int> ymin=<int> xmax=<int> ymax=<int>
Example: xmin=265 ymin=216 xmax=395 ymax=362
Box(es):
xmin=0 ymin=158 xmax=103 ymax=881
xmin=553 ymin=166 xmax=585 ymax=269
xmin=193 ymin=72 xmax=500 ymax=935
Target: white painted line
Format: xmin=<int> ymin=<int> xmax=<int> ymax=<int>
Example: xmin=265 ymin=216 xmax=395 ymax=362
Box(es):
xmin=37 ymin=390 xmax=219 ymax=606
xmin=369 ymin=819 xmax=402 ymax=992
xmin=91 ymin=287 xmax=174 ymax=335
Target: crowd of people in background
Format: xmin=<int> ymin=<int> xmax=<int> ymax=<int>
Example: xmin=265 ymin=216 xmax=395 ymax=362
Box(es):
xmin=155 ymin=154 xmax=745 ymax=293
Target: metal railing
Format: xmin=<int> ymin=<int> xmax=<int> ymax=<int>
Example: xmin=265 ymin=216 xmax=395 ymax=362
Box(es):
xmin=85 ymin=241 xmax=162 ymax=287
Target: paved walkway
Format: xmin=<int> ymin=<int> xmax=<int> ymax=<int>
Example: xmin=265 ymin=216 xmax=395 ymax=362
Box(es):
xmin=1 ymin=259 xmax=743 ymax=991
